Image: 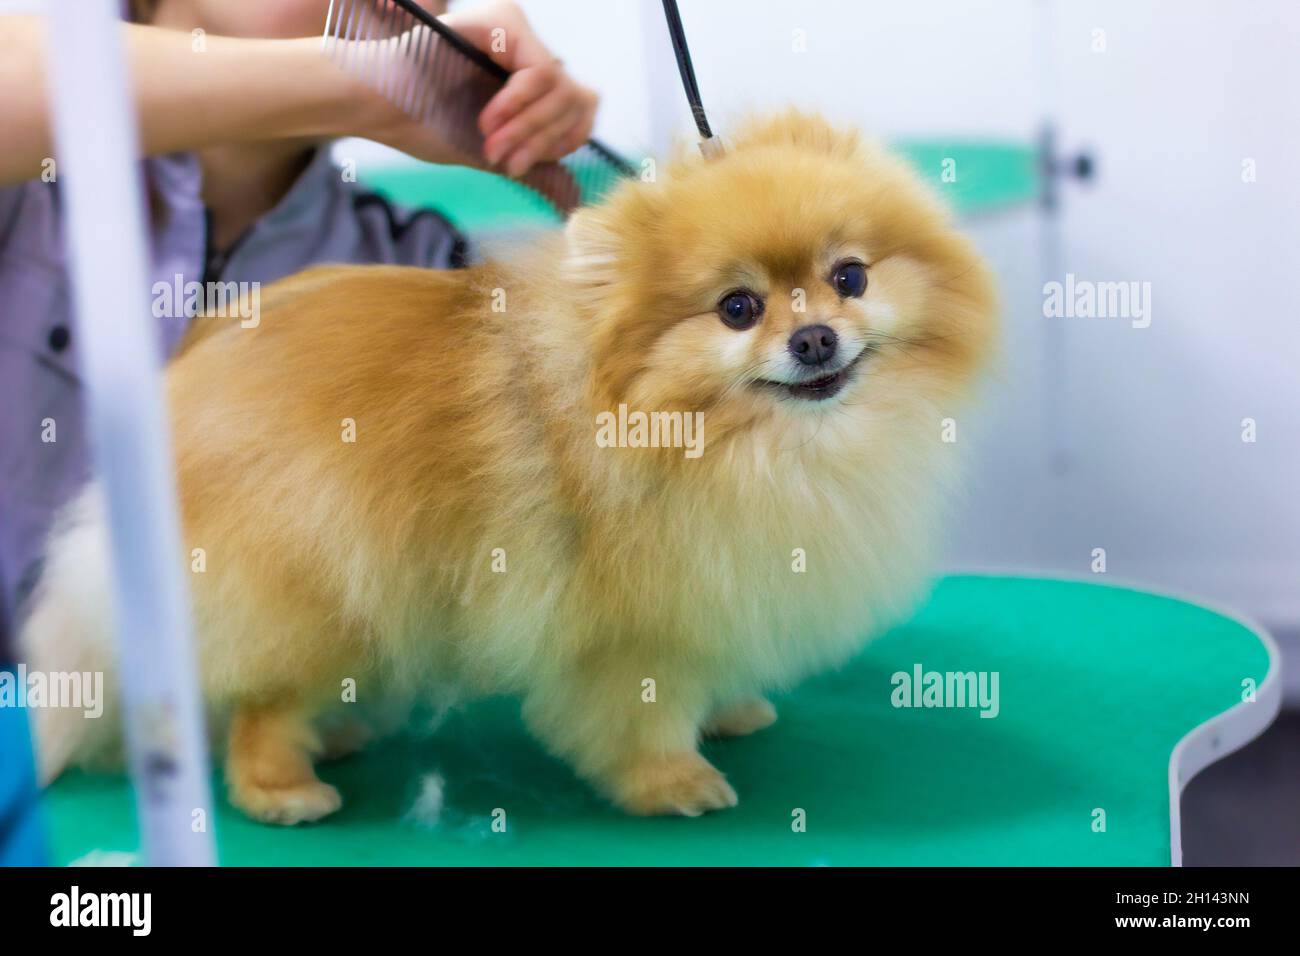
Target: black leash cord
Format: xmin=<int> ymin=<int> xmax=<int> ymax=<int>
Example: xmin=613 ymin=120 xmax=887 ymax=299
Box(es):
xmin=661 ymin=0 xmax=714 ymax=142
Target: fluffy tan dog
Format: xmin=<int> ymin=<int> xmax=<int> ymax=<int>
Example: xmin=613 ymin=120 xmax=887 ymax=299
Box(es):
xmin=24 ymin=111 xmax=996 ymax=823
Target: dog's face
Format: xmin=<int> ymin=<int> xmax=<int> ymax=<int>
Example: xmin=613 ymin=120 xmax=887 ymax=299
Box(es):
xmin=566 ymin=111 xmax=997 ymax=454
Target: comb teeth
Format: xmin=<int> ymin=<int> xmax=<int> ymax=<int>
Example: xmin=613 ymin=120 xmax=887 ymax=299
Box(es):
xmin=322 ymin=0 xmax=632 ymax=217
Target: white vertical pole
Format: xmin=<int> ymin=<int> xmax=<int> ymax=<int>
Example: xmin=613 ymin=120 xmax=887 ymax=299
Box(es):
xmin=45 ymin=0 xmax=215 ymax=866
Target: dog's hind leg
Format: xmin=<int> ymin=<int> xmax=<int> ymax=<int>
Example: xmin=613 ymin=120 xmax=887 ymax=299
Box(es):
xmin=225 ymin=703 xmax=341 ymax=825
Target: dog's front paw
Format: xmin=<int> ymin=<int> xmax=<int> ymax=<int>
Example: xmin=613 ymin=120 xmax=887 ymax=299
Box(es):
xmin=703 ymin=697 xmax=777 ymax=738
xmin=613 ymin=753 xmax=738 ymax=817
xmin=229 ymin=780 xmax=342 ymax=826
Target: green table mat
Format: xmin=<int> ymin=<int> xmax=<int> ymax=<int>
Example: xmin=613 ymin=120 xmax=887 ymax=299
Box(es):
xmin=42 ymin=575 xmax=1273 ymax=866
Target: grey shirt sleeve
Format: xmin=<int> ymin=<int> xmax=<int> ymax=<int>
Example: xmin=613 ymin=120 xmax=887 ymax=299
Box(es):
xmin=0 ymin=179 xmax=35 ymax=247
xmin=214 ymin=148 xmax=471 ymax=288
xmin=347 ymin=190 xmax=470 ymax=270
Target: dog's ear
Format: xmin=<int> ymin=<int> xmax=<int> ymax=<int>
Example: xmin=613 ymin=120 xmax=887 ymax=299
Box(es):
xmin=562 ymin=180 xmax=663 ymax=297
xmin=562 ymin=206 xmax=621 ymax=292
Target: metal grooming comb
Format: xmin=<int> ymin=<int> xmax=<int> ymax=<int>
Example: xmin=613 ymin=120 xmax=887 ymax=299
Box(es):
xmin=322 ymin=0 xmax=634 ymax=216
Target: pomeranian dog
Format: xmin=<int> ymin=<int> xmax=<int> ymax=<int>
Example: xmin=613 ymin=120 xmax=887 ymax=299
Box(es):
xmin=24 ymin=111 xmax=996 ymax=823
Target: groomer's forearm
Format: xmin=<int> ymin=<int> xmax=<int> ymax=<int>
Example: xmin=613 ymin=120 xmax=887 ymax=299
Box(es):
xmin=0 ymin=17 xmax=354 ymax=187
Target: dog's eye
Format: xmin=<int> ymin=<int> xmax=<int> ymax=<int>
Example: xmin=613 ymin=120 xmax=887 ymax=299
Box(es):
xmin=718 ymin=290 xmax=763 ymax=330
xmin=831 ymin=260 xmax=868 ymax=298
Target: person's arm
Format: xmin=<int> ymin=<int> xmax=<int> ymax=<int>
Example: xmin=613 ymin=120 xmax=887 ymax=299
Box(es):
xmin=0 ymin=18 xmax=353 ymax=185
xmin=0 ymin=7 xmax=598 ymax=187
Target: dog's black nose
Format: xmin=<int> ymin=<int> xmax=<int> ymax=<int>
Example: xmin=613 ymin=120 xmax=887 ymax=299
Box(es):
xmin=788 ymin=324 xmax=838 ymax=366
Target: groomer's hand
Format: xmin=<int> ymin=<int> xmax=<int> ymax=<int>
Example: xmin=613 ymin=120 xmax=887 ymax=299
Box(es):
xmin=446 ymin=0 xmax=600 ymax=176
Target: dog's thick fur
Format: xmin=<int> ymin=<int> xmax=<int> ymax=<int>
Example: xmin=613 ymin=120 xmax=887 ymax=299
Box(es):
xmin=23 ymin=111 xmax=997 ymax=822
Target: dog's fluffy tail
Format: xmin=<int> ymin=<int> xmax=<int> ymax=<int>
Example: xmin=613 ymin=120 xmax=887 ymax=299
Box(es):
xmin=18 ymin=485 xmax=122 ymax=784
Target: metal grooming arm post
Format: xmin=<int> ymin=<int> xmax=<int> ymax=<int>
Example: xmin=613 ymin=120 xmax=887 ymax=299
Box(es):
xmin=45 ymin=0 xmax=215 ymax=865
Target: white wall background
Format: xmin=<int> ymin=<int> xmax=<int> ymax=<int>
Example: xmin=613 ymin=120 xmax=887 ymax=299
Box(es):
xmin=519 ymin=0 xmax=1300 ymax=676
xmin=1036 ymin=1 xmax=1300 ymax=630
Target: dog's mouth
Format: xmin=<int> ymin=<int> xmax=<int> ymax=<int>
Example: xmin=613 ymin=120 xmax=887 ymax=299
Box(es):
xmin=753 ymin=350 xmax=868 ymax=402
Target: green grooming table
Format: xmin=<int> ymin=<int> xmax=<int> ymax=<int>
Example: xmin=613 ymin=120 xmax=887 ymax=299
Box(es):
xmin=359 ymin=140 xmax=1040 ymax=230
xmin=894 ymin=139 xmax=1040 ymax=215
xmin=41 ymin=575 xmax=1278 ymax=866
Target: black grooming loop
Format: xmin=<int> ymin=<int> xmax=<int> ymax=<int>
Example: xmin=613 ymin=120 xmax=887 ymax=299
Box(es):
xmin=660 ymin=0 xmax=721 ymax=154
